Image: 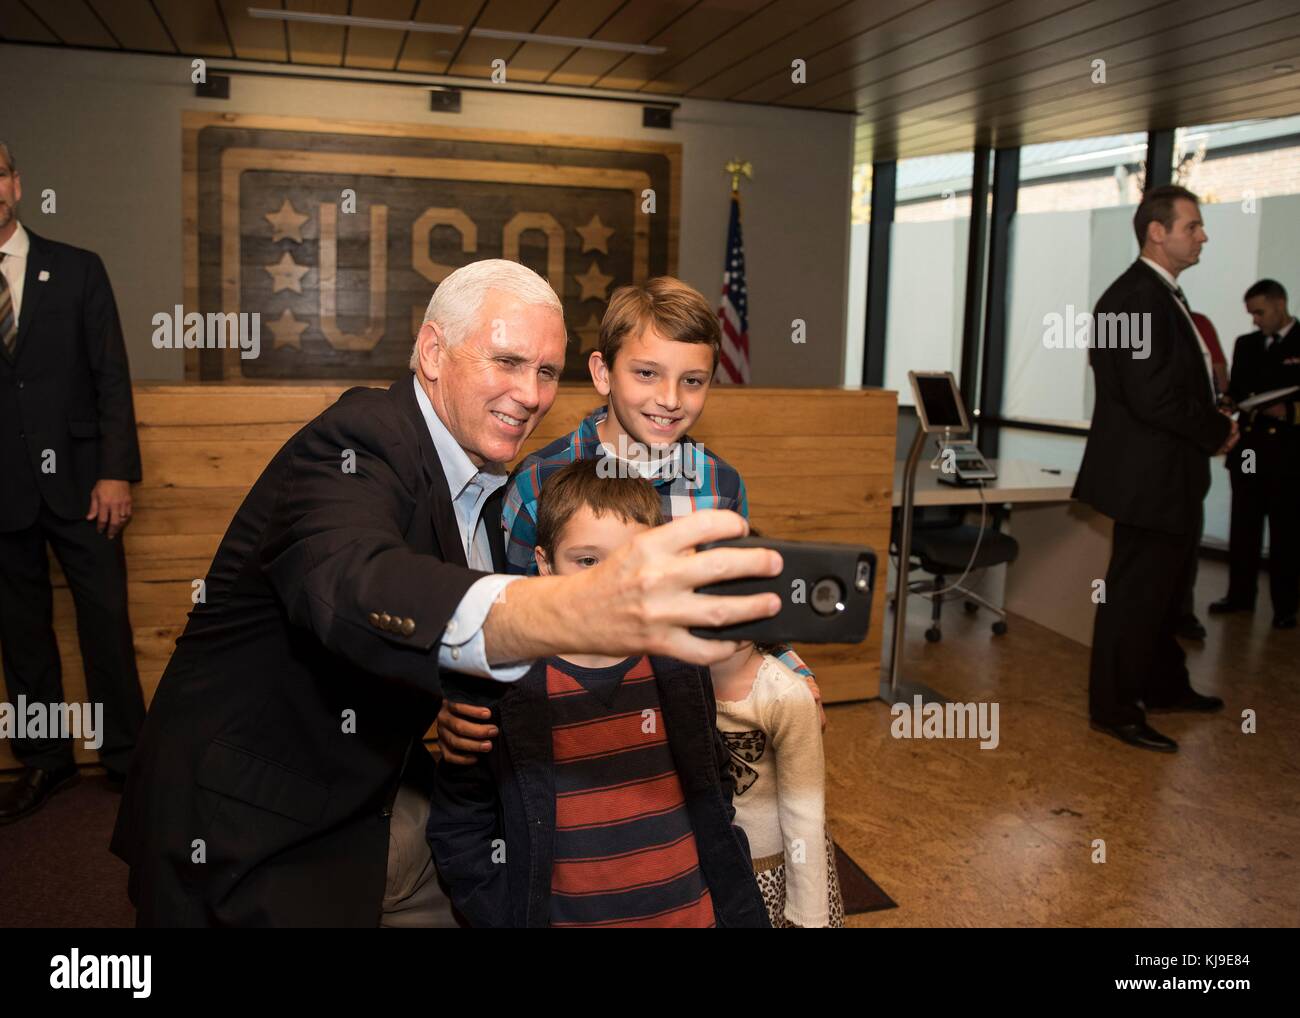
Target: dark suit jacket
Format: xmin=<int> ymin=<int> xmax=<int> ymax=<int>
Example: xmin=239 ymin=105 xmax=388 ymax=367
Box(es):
xmin=1224 ymin=324 xmax=1300 ymax=471
xmin=1073 ymin=260 xmax=1231 ymax=535
xmin=0 ymin=227 xmax=141 ymax=531
xmin=428 ymin=655 xmax=769 ymax=928
xmin=111 ymin=378 xmax=506 ymax=926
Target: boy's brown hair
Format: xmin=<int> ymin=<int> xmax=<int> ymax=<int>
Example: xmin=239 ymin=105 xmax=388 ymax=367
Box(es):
xmin=599 ymin=276 xmax=721 ymax=372
xmin=535 ymin=457 xmax=664 ymax=560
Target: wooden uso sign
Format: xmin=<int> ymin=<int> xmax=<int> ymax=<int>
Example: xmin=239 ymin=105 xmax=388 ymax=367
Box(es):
xmin=182 ymin=112 xmax=681 ymax=381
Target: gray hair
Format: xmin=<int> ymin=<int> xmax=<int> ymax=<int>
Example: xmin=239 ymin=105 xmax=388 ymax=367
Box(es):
xmin=0 ymin=141 xmax=14 ymax=173
xmin=409 ymin=258 xmax=564 ymax=371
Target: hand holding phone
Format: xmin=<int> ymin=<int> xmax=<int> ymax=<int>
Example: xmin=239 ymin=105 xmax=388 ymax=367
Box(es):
xmin=690 ymin=537 xmax=876 ymax=644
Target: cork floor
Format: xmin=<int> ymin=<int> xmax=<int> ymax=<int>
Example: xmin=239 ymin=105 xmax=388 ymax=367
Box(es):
xmin=828 ymin=559 xmax=1299 ymax=927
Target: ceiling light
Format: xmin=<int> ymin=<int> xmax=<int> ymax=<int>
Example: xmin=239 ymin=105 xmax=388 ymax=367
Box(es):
xmin=248 ymin=8 xmax=462 ymax=36
xmin=468 ymin=27 xmax=664 ymax=54
xmin=246 ymin=8 xmax=666 ymax=55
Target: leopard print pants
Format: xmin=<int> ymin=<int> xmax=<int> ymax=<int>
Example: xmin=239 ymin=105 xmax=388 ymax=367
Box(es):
xmin=754 ymin=829 xmax=845 ymax=928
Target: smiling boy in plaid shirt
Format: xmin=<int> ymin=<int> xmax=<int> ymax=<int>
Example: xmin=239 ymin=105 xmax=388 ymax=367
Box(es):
xmin=503 ymin=279 xmax=746 ymax=572
xmin=436 ymin=278 xmax=819 ymax=766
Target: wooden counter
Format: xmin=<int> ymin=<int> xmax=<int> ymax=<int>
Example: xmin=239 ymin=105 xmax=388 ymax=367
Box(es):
xmin=1 ymin=382 xmax=896 ymax=768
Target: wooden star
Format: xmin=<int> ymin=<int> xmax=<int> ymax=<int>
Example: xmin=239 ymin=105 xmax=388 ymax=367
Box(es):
xmin=574 ymin=260 xmax=614 ymax=302
xmin=264 ymin=251 xmax=310 ymax=294
xmin=575 ymin=313 xmax=602 ymax=355
xmin=267 ymin=307 xmax=308 ymax=349
xmin=576 ymin=214 xmax=615 ymax=254
xmin=264 ymin=198 xmax=309 ymax=243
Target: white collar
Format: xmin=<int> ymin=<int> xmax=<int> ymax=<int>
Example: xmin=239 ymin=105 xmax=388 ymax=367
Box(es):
xmin=0 ymin=221 xmax=29 ymax=259
xmin=1138 ymin=256 xmax=1182 ymax=291
xmin=411 ymin=375 xmax=506 ymax=500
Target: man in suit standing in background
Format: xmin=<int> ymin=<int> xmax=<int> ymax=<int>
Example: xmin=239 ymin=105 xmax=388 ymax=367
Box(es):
xmin=0 ymin=141 xmax=146 ymax=821
xmin=1073 ymin=185 xmax=1234 ymax=754
xmin=1209 ymin=279 xmax=1300 ymax=629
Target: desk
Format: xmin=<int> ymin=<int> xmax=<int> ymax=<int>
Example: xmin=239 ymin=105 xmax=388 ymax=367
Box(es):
xmin=891 ymin=458 xmax=1111 ymax=648
xmin=892 ymin=458 xmax=1075 ymax=507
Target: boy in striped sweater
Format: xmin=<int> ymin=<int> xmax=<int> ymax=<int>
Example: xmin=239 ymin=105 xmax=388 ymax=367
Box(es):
xmin=427 ymin=459 xmax=768 ymax=927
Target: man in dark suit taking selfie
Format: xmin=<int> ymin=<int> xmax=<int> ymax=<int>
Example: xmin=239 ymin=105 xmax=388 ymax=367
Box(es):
xmin=111 ymin=259 xmax=781 ymax=926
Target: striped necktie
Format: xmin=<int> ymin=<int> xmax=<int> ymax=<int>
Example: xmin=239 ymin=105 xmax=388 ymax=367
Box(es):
xmin=0 ymin=253 xmax=16 ymax=356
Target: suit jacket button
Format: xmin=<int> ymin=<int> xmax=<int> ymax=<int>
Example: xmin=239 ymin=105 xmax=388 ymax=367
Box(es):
xmin=369 ymin=612 xmax=380 ymax=627
xmin=401 ymin=618 xmax=415 ymax=636
xmin=380 ymin=612 xmax=393 ymax=629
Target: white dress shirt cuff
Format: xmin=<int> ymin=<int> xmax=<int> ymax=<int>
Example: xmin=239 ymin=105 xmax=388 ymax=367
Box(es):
xmin=438 ymin=574 xmax=531 ymax=682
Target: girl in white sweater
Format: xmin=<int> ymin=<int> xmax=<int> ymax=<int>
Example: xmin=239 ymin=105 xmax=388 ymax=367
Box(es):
xmin=712 ymin=640 xmax=844 ymax=928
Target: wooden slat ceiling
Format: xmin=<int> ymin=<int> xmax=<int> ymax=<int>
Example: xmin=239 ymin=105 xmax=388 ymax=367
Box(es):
xmin=3 ymin=0 xmax=1298 ymax=160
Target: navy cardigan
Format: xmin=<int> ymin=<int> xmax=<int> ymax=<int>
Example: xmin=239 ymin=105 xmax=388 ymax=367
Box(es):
xmin=428 ymin=656 xmax=770 ymax=928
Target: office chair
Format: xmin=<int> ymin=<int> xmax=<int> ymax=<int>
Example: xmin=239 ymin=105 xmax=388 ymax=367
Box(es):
xmin=891 ymin=504 xmax=1020 ymax=643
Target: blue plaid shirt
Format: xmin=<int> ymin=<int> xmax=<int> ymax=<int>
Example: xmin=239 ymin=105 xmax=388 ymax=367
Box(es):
xmin=501 ymin=405 xmax=812 ymax=679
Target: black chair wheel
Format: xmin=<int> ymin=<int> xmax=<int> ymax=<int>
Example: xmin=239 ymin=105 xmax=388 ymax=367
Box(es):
xmin=925 ymin=626 xmax=942 ymax=643
xmin=963 ymin=600 xmax=979 ymax=615
xmin=992 ymin=620 xmax=1008 ymax=636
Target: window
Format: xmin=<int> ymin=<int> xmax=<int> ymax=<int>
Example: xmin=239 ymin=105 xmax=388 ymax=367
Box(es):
xmin=1000 ymin=132 xmax=1147 ymax=433
xmin=845 ymin=154 xmax=975 ymax=396
xmin=884 ymin=151 xmax=974 ymax=404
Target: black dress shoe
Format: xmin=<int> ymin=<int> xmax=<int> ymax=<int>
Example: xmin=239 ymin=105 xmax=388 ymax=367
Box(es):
xmin=0 ymin=765 xmax=78 ymax=824
xmin=1145 ymin=691 xmax=1224 ymax=714
xmin=1273 ymin=613 xmax=1297 ymax=630
xmin=1208 ymin=597 xmax=1254 ymax=615
xmin=1176 ymin=613 xmax=1207 ymax=640
xmin=1090 ymin=721 xmax=1178 ymax=753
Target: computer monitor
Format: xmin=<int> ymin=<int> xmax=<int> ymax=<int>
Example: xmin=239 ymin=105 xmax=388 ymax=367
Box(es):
xmin=908 ymin=370 xmax=972 ymax=434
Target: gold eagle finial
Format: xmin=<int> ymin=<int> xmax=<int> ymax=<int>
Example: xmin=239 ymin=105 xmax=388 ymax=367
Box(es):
xmin=724 ymin=159 xmax=753 ymax=193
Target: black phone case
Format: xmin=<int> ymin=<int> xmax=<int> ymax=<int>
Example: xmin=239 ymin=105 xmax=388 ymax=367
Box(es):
xmin=689 ymin=538 xmax=876 ymax=644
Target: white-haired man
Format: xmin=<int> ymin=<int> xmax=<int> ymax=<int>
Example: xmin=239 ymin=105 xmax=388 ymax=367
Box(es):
xmin=111 ymin=259 xmax=780 ymax=927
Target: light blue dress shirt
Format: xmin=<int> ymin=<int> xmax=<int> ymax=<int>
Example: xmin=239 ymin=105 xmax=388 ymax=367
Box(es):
xmin=413 ymin=376 xmax=531 ymax=683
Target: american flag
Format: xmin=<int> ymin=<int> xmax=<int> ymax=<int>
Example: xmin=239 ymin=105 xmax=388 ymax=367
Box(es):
xmin=716 ymin=191 xmax=751 ymax=384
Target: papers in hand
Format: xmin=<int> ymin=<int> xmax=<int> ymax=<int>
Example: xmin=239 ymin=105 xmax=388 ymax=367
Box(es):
xmin=1237 ymin=385 xmax=1300 ymax=412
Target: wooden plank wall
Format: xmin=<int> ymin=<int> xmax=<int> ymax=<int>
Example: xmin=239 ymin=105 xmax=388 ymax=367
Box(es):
xmin=0 ymin=382 xmax=895 ymax=769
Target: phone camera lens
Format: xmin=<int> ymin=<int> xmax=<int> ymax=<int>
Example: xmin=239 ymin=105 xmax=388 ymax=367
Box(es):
xmin=810 ymin=577 xmax=845 ymax=616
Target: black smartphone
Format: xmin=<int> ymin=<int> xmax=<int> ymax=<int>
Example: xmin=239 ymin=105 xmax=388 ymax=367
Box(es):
xmin=690 ymin=537 xmax=876 ymax=644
